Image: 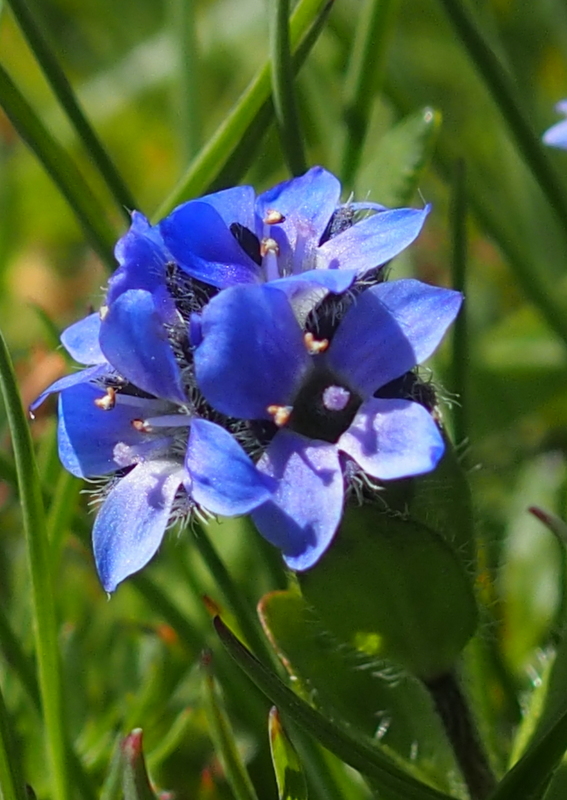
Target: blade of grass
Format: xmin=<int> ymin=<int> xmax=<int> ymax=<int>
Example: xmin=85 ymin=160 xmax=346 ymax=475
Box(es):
xmin=207 ymin=0 xmax=334 ymax=193
xmin=0 ymin=328 xmax=71 ymax=800
xmin=6 ymin=0 xmax=136 ymax=217
xmin=154 ymin=0 xmax=329 ymax=218
xmin=450 ymin=159 xmax=468 ymax=449
xmin=340 ymin=0 xmax=400 ymax=188
xmin=0 ymin=683 xmax=27 ymax=800
xmin=0 ymin=64 xmax=116 ymax=267
xmin=168 ymin=0 xmax=201 ymax=161
xmin=202 ymin=653 xmax=260 ymax=800
xmin=214 ymin=616 xmax=454 ymax=800
xmin=437 ymin=0 xmax=567 ymax=236
xmin=270 ymin=0 xmax=307 ymax=175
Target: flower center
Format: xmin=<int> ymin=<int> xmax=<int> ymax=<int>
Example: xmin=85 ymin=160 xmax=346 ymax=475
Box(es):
xmin=288 ymin=369 xmax=361 ymax=443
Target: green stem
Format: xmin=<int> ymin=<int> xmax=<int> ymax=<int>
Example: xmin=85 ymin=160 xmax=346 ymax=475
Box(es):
xmin=425 ymin=672 xmax=496 ymax=800
xmin=340 ymin=0 xmax=399 ymax=187
xmin=450 ymin=160 xmax=468 ymax=449
xmin=270 ymin=0 xmax=307 ymax=175
xmin=0 ymin=329 xmax=71 ymax=800
xmin=437 ymin=0 xmax=567 ymax=235
xmin=0 ymin=64 xmax=116 ymax=268
xmin=154 ymin=0 xmax=329 ymax=217
xmin=6 ymin=0 xmax=136 ymax=217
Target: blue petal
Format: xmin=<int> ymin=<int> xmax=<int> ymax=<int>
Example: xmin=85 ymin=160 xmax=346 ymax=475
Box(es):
xmin=99 ymin=289 xmax=186 ymax=404
xmin=317 ymin=206 xmax=430 ymax=275
xmin=93 ymin=461 xmax=183 ymax=592
xmin=252 ymin=430 xmax=343 ymax=571
xmin=274 ymin=268 xmax=357 ymax=296
xmin=185 ymin=419 xmax=275 ymax=515
xmin=160 ymin=201 xmax=261 ymax=288
xmin=256 ymin=167 xmax=341 ymax=243
xmin=195 ymin=285 xmax=310 ymax=418
xmin=108 ymin=212 xmax=170 ymax=303
xmin=60 ymin=313 xmax=105 ymax=364
xmin=30 ymin=364 xmax=109 ymax=414
xmin=339 ymin=397 xmax=444 ymax=480
xmin=327 ymin=279 xmax=462 ymax=397
xmin=199 ymin=185 xmax=256 ymax=229
xmin=58 ymin=381 xmax=169 ymax=478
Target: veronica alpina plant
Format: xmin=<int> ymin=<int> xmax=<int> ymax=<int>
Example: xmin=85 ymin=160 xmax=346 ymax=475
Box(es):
xmin=33 ymin=166 xmax=433 ymax=591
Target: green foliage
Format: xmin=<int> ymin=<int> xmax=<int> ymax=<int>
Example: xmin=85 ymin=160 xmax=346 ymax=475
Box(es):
xmin=2 ymin=0 xmax=567 ymax=798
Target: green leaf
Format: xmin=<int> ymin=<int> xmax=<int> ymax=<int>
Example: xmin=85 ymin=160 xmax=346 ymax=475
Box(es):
xmin=0 ymin=327 xmax=71 ymax=800
xmin=0 ymin=682 xmax=27 ymax=800
xmin=202 ymin=652 xmax=259 ymax=800
xmin=214 ymin=615 xmax=454 ymax=800
xmin=259 ymin=590 xmax=461 ymax=795
xmin=299 ymin=507 xmax=478 ymax=679
xmin=269 ymin=707 xmax=308 ymax=800
xmin=489 ymin=701 xmax=567 ymax=800
xmin=355 ymin=107 xmax=441 ymax=207
xmin=122 ymin=730 xmax=159 ymax=800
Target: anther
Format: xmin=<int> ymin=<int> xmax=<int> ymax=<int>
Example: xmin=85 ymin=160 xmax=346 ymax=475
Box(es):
xmin=131 ymin=418 xmax=152 ymax=433
xmin=264 ymin=209 xmax=286 ymax=225
xmin=260 ymin=237 xmax=279 ymax=257
xmin=99 ymin=304 xmax=109 ymax=320
xmin=94 ymin=387 xmax=116 ymax=410
xmin=304 ymin=332 xmax=329 ymax=354
xmin=267 ymin=404 xmax=293 ymax=427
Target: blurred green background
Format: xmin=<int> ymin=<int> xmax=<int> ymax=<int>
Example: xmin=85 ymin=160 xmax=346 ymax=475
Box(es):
xmin=3 ymin=0 xmax=567 ymax=797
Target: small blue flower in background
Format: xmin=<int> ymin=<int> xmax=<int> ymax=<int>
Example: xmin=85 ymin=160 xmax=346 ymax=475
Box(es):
xmin=543 ymin=100 xmax=567 ymax=149
xmin=193 ymin=279 xmax=462 ymax=570
xmin=33 ymin=165 xmax=437 ymax=590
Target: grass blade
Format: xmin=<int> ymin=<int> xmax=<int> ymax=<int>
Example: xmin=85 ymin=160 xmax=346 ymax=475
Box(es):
xmin=270 ymin=0 xmax=307 ymax=175
xmin=0 ymin=64 xmax=116 ymax=267
xmin=340 ymin=0 xmax=400 ymax=187
xmin=6 ymin=0 xmax=137 ymax=217
xmin=154 ymin=0 xmax=329 ymax=218
xmin=437 ymin=0 xmax=567 ymax=235
xmin=0 ymin=328 xmax=71 ymax=800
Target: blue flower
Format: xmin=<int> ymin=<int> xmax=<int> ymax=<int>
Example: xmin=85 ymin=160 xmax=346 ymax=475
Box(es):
xmin=193 ymin=279 xmax=462 ymax=571
xmin=33 ymin=291 xmax=274 ymax=592
xmin=159 ymin=166 xmax=429 ymax=297
xmin=543 ymin=100 xmax=567 ymax=149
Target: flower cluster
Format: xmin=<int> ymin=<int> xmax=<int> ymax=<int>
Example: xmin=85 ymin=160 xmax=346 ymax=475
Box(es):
xmin=35 ymin=167 xmax=461 ymax=591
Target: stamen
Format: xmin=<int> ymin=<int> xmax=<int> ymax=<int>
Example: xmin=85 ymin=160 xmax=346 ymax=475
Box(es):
xmin=304 ymin=332 xmax=329 ymax=354
xmin=94 ymin=387 xmax=116 ymax=410
xmin=264 ymin=209 xmax=286 ymax=225
xmin=260 ymin=237 xmax=279 ymax=257
xmin=99 ymin=304 xmax=109 ymax=320
xmin=267 ymin=404 xmax=293 ymax=427
xmin=261 ymin=237 xmax=280 ymax=282
xmin=131 ymin=418 xmax=151 ymax=432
